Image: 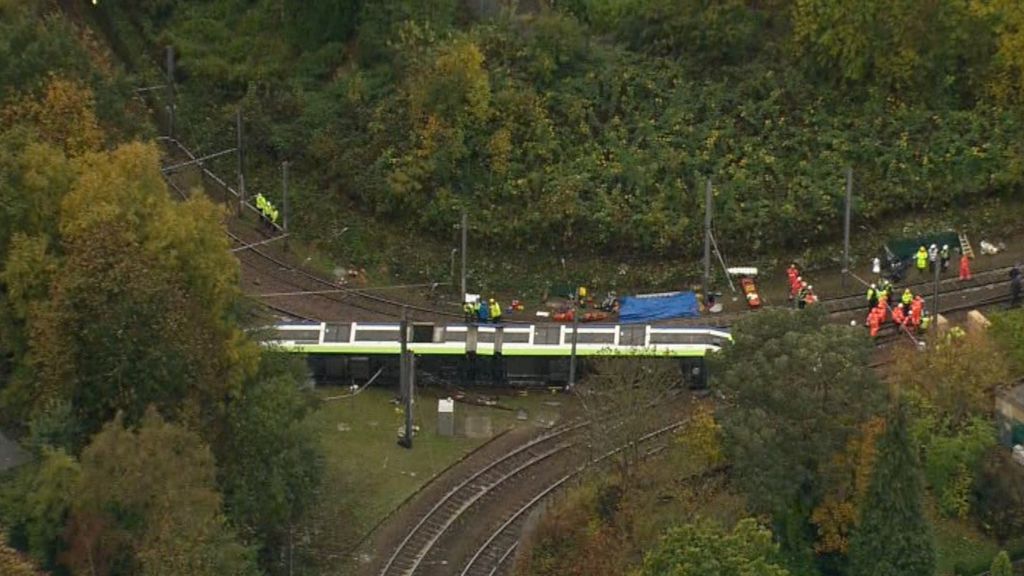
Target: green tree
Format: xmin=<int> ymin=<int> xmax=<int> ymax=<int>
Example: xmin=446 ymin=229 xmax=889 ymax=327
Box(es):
xmin=848 ymin=403 xmax=936 ymax=576
xmin=711 ymin=308 xmax=885 ymax=516
xmin=0 ymin=448 xmax=79 ymax=568
xmin=973 ymin=448 xmax=1024 ymax=541
xmin=62 ymin=409 xmax=257 ymax=576
xmin=1 ymin=142 xmax=259 ymax=434
xmin=218 ymin=358 xmax=323 ymax=572
xmin=991 ymin=550 xmax=1013 ymax=576
xmin=639 ymin=518 xmax=791 ymax=576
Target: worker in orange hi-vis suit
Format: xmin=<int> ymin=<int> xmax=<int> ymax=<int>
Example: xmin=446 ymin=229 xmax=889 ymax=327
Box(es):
xmin=891 ymin=303 xmax=905 ymax=327
xmin=868 ymin=310 xmax=881 ymax=338
xmin=959 ymin=254 xmax=972 ymax=281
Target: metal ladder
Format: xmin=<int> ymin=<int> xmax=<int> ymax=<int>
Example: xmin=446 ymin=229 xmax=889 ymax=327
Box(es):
xmin=958 ymin=231 xmax=975 ymax=258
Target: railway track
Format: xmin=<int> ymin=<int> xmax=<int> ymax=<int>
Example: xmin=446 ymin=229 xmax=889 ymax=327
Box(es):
xmin=377 ymin=421 xmax=587 ymax=576
xmin=158 ymin=139 xmax=462 ymax=322
xmin=456 ymin=421 xmax=683 ymax=576
xmin=377 ymin=416 xmax=687 ymax=576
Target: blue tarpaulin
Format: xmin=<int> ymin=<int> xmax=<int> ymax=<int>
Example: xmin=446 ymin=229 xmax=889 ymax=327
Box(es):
xmin=618 ymin=291 xmax=700 ymax=323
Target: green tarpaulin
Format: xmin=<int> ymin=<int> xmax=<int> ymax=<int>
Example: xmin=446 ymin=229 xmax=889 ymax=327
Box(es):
xmin=883 ymin=231 xmax=960 ymax=262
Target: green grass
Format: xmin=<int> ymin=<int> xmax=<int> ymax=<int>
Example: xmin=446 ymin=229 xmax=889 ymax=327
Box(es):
xmin=300 ymin=386 xmax=574 ymax=570
xmin=932 ymin=502 xmax=1024 ymax=575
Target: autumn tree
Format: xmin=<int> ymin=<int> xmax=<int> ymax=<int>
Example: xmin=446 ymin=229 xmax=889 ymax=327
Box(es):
xmin=0 ymin=142 xmax=258 ymax=435
xmin=848 ymin=403 xmax=935 ymax=576
xmin=810 ymin=417 xmax=884 ymax=555
xmin=639 ymin=518 xmax=791 ymax=576
xmin=62 ymin=409 xmax=257 ymax=576
xmin=710 ymin=308 xmax=885 ymax=517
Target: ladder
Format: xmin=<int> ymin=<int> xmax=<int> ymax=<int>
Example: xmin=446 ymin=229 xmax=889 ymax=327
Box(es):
xmin=958 ymin=231 xmax=975 ymax=259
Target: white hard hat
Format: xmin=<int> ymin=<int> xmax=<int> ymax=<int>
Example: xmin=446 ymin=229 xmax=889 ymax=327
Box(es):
xmin=943 ymin=244 xmax=948 ymax=249
xmin=808 ymin=285 xmax=813 ymax=290
xmin=870 ymin=283 xmax=876 ymax=288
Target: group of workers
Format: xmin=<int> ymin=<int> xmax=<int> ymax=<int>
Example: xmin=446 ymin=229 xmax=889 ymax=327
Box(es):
xmin=463 ymin=298 xmax=503 ymax=324
xmin=865 ymin=281 xmax=928 ymax=338
xmin=254 ymin=193 xmax=280 ymax=227
xmin=786 ymin=263 xmax=819 ymax=309
xmin=913 ymin=244 xmax=972 ymax=281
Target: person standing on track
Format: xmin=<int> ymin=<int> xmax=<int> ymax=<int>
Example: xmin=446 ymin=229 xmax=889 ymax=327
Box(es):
xmin=867 ymin=283 xmax=878 ymax=311
xmin=928 ymin=244 xmax=939 ymax=274
xmin=916 ymin=246 xmax=928 ymax=276
xmin=489 ymin=298 xmax=503 ymax=323
xmin=477 ymin=298 xmax=490 ymax=323
xmin=787 ymin=263 xmax=799 ymax=298
xmin=901 ymin=288 xmax=913 ymax=312
xmin=868 ymin=309 xmax=881 ymax=338
xmin=959 ymin=253 xmax=972 ymax=281
xmin=940 ymin=244 xmax=950 ymax=272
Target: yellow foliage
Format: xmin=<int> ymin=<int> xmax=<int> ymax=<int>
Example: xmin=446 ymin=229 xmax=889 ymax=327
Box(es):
xmin=888 ymin=331 xmax=1009 ymax=425
xmin=0 ymin=529 xmax=45 ymax=575
xmin=811 ymin=417 xmax=885 ymax=553
xmin=1 ymin=75 xmax=102 ymax=156
xmin=488 ymin=127 xmax=513 ymax=176
xmin=676 ymin=402 xmax=724 ymax=472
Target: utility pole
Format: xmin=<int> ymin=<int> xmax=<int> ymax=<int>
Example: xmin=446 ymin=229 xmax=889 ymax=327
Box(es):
xmin=568 ymin=289 xmax=579 ymax=389
xmin=842 ymin=167 xmax=852 ymax=290
xmin=165 ymin=46 xmax=175 ymax=140
xmin=281 ymin=161 xmax=289 ymax=232
xmin=399 ymin=307 xmax=413 ymax=449
xmin=460 ymin=209 xmax=468 ymax=301
xmin=703 ymin=178 xmax=712 ymax=303
xmin=236 ymin=109 xmax=245 ymax=217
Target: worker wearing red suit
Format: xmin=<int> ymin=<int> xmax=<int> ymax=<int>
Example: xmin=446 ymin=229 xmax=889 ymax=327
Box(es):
xmin=959 ymin=254 xmax=972 ymax=281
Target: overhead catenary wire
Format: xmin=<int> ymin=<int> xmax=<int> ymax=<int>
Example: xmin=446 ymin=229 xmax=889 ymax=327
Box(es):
xmin=254 ymin=283 xmax=449 ymax=298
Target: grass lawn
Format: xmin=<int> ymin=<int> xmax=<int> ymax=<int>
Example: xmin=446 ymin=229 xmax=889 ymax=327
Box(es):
xmin=932 ymin=503 xmax=1024 ymax=575
xmin=300 ymin=386 xmax=574 ymax=570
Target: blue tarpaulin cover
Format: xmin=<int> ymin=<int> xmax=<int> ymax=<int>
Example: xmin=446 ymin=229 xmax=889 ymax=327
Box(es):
xmin=618 ymin=291 xmax=700 ymax=323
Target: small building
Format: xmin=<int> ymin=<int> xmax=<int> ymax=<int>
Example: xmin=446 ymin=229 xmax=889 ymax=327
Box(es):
xmin=995 ymin=383 xmax=1024 ymax=447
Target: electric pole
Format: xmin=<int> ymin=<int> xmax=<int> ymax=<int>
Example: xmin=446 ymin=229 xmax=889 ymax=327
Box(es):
xmin=236 ymin=109 xmax=245 ymax=217
xmin=165 ymin=46 xmax=175 ymax=140
xmin=703 ymin=178 xmax=712 ymax=304
xmin=842 ymin=167 xmax=852 ymax=290
xmin=460 ymin=209 xmax=468 ymax=301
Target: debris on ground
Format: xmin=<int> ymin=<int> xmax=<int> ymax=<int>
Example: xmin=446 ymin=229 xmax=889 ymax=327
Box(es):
xmin=980 ymin=240 xmax=1005 ymax=255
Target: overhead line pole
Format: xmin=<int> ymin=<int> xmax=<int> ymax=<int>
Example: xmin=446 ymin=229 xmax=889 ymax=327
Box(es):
xmin=236 ymin=109 xmax=245 ymax=217
xmin=282 ymin=161 xmax=289 ymax=232
xmin=842 ymin=167 xmax=853 ymax=290
xmin=460 ymin=209 xmax=468 ymax=301
xmin=703 ymin=178 xmax=712 ymax=304
xmin=165 ymin=46 xmax=175 ymax=140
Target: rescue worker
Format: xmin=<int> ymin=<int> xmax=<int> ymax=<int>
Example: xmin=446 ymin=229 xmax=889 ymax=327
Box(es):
xmin=489 ymin=298 xmax=503 ymax=323
xmin=877 ymin=285 xmax=889 ymax=309
xmin=797 ymin=281 xmax=810 ymax=309
xmin=910 ymin=295 xmax=924 ymax=328
xmin=1011 ymin=266 xmax=1022 ymax=308
xmin=255 ymin=193 xmax=268 ymax=223
xmin=477 ymin=298 xmax=490 ymax=323
xmin=874 ymin=299 xmax=888 ymax=323
xmin=882 ymin=279 xmax=896 ymax=307
xmin=901 ymin=288 xmax=913 ymax=310
xmin=867 ymin=283 xmax=878 ymax=311
xmin=463 ymin=300 xmax=477 ymax=323
xmin=959 ymin=253 xmax=972 ymax=281
xmin=786 ymin=263 xmax=799 ymax=298
xmin=928 ymin=244 xmax=939 ymax=273
xmin=803 ymin=285 xmax=817 ymax=307
xmin=940 ymin=244 xmax=950 ymax=272
xmin=790 ymin=277 xmax=804 ymax=303
xmin=892 ymin=302 xmax=905 ymax=327
xmin=916 ymin=246 xmax=928 ymax=275
xmin=872 ymin=256 xmax=881 ymax=276
xmin=868 ymin=309 xmax=881 ymax=338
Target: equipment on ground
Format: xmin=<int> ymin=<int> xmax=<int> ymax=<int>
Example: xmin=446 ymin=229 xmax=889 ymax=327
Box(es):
xmin=727 ymin=267 xmax=762 ymax=310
